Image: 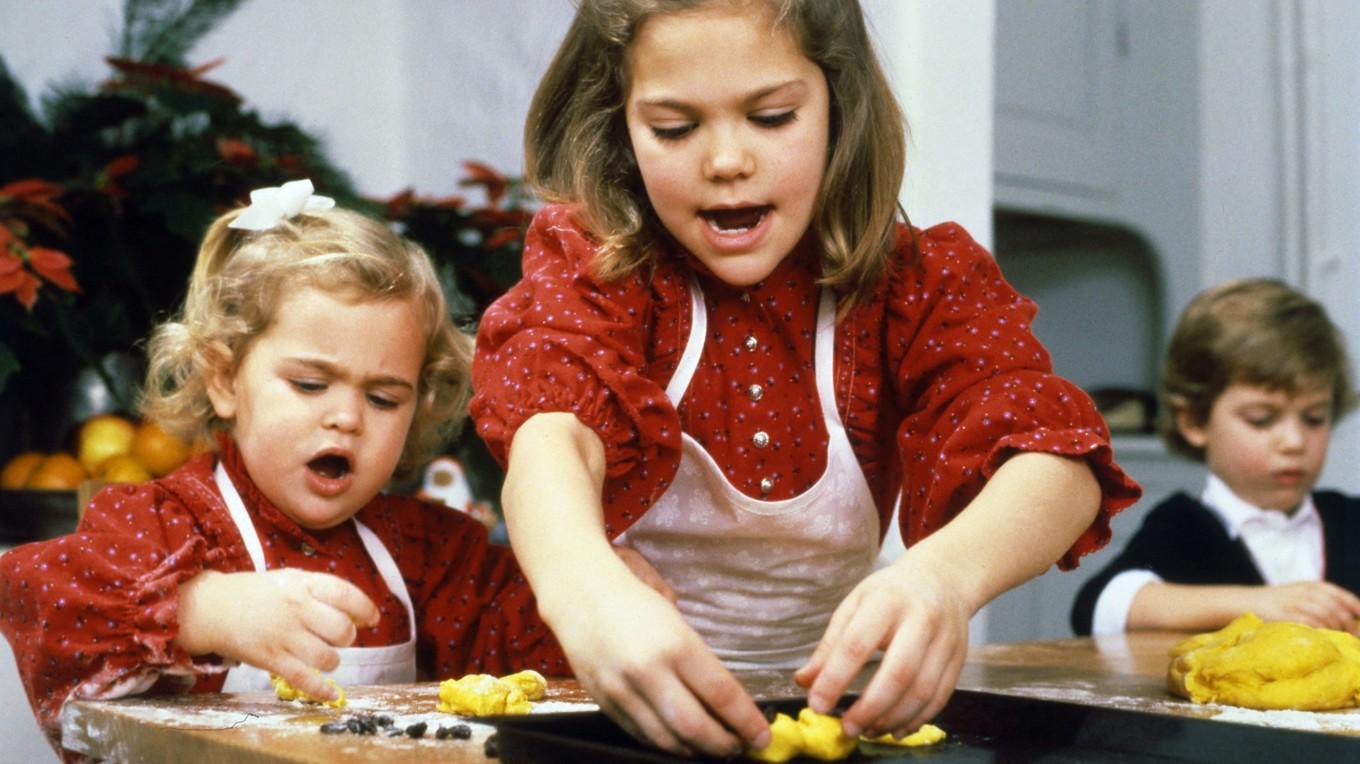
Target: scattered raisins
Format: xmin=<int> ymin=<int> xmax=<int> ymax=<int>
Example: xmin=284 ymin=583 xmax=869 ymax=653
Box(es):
xmin=450 ymin=723 xmax=472 ymax=740
xmin=319 ymin=721 xmax=349 ymax=735
xmin=484 ymin=732 xmax=500 ymax=758
xmin=405 ymin=721 xmax=428 ymax=739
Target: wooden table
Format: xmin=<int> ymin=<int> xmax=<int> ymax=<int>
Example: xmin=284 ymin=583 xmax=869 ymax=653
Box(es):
xmin=60 ymin=633 xmax=1360 ymax=763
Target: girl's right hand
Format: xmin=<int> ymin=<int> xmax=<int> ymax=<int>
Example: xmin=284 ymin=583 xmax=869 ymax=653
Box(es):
xmin=175 ymin=569 xmax=380 ymax=700
xmin=548 ymin=572 xmax=770 ymax=758
xmin=1252 ymin=581 xmax=1360 ymax=633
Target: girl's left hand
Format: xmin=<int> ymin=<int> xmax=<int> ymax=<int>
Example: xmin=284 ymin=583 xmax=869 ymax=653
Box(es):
xmin=793 ymin=555 xmax=970 ymax=739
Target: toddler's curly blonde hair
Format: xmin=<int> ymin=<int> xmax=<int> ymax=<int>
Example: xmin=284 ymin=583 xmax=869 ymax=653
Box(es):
xmin=141 ymin=206 xmax=471 ymax=481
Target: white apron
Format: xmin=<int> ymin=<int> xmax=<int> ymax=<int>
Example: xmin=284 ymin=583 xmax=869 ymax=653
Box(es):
xmin=615 ymin=282 xmax=880 ymax=669
xmin=215 ymin=463 xmax=418 ymax=691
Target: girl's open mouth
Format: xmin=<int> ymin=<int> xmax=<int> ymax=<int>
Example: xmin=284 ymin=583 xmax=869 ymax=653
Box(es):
xmin=308 ymin=453 xmax=352 ymax=480
xmin=701 ymin=205 xmax=771 ymax=233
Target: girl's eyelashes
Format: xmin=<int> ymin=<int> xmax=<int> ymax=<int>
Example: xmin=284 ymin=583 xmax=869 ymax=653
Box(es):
xmin=647 ymin=110 xmax=799 ymax=141
xmin=291 ymin=379 xmax=326 ymax=394
xmin=651 ymin=124 xmax=695 ymax=141
xmin=366 ymin=393 xmax=401 ymax=410
xmin=751 ymin=110 xmax=797 ymax=128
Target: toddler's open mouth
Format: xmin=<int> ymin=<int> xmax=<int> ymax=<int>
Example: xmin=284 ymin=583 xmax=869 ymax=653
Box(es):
xmin=701 ymin=205 xmax=771 ymax=233
xmin=308 ymin=453 xmax=352 ymax=479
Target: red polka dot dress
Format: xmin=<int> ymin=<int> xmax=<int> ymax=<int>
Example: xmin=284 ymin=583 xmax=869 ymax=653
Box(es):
xmin=472 ymin=204 xmax=1141 ymax=559
xmin=0 ymin=438 xmax=565 ymax=755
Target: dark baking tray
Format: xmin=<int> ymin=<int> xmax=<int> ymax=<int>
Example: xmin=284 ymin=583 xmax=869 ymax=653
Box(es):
xmin=490 ymin=689 xmax=1360 ymax=763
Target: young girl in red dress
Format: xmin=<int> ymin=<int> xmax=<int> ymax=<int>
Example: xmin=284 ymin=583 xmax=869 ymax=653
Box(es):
xmin=470 ymin=0 xmax=1142 ymax=758
xmin=0 ymin=180 xmax=565 ymax=756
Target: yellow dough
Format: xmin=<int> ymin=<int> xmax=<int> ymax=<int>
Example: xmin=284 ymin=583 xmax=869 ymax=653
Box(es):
xmin=436 ymin=672 xmax=533 ymax=715
xmin=745 ymin=708 xmax=858 ymax=762
xmin=864 ymin=723 xmax=948 ymax=747
xmin=746 ymin=713 xmax=804 ymax=763
xmin=269 ymin=673 xmax=346 ymax=708
xmin=1167 ymin=612 xmax=1360 ymax=710
xmin=500 ymin=668 xmax=547 ymax=701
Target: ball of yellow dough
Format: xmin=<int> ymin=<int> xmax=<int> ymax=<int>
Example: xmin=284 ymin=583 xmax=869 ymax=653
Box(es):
xmin=269 ymin=673 xmax=346 ymax=707
xmin=746 ymin=712 xmax=804 ymax=763
xmin=1168 ymin=612 xmax=1360 ymax=710
xmin=864 ymin=723 xmax=947 ymax=747
xmin=437 ymin=673 xmax=531 ymax=715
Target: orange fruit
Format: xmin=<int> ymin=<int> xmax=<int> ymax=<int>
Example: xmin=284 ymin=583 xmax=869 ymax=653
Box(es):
xmin=1 ymin=451 xmax=45 ymax=489
xmin=130 ymin=421 xmax=190 ymax=477
xmin=95 ymin=454 xmax=152 ymax=484
xmin=77 ymin=414 xmax=137 ymax=475
xmin=25 ymin=452 xmax=86 ymax=490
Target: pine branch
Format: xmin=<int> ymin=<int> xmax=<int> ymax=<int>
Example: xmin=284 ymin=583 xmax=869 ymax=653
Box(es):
xmin=119 ymin=0 xmax=249 ymax=67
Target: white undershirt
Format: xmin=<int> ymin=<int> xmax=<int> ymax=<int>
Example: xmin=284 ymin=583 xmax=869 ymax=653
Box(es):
xmin=1090 ymin=474 xmax=1324 ymax=635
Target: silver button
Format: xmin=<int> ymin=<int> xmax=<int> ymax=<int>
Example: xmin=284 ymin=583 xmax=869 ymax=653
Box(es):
xmin=743 ymin=335 xmax=758 ymax=351
xmin=300 ymin=542 xmax=317 ymax=557
xmin=752 ymin=431 xmax=770 ymax=448
xmin=747 ymin=384 xmax=764 ymax=401
xmin=760 ymin=477 xmax=774 ymax=494
xmin=740 ymin=292 xmax=752 ymax=303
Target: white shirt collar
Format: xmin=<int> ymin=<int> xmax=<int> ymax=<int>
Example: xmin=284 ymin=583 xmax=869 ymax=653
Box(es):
xmin=1200 ymin=473 xmax=1319 ymax=539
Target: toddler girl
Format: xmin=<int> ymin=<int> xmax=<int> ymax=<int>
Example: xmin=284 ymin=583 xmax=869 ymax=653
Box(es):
xmin=0 ymin=180 xmax=566 ymax=756
xmin=472 ymin=0 xmax=1141 ymax=757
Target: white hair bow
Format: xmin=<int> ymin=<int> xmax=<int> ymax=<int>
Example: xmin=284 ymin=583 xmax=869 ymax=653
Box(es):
xmin=228 ymin=179 xmax=336 ymax=231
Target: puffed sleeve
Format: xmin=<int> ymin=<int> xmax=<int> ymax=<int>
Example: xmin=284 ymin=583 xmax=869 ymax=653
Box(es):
xmin=887 ymin=223 xmax=1141 ymax=569
xmin=470 ymin=204 xmax=683 ymax=534
xmin=0 ymin=482 xmax=229 ymax=747
xmin=366 ymin=496 xmax=568 ymax=678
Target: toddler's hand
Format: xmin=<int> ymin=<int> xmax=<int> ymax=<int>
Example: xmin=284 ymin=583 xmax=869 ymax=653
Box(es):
xmin=176 ymin=569 xmax=380 ymax=700
xmin=794 ymin=556 xmax=969 ymax=740
xmin=1252 ymin=581 xmax=1360 ymax=633
xmin=550 ymin=571 xmax=769 ymax=758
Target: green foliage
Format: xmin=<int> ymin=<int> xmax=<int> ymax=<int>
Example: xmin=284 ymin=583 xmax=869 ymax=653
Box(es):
xmin=0 ymin=0 xmax=530 ymax=499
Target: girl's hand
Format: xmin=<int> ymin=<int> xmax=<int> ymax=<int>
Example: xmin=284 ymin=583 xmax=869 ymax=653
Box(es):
xmin=549 ymin=570 xmax=770 ymax=758
xmin=175 ymin=569 xmax=380 ymax=700
xmin=794 ymin=556 xmax=970 ymax=740
xmin=1252 ymin=581 xmax=1360 ymax=633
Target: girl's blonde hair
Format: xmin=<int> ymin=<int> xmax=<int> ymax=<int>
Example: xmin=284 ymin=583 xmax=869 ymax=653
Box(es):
xmin=526 ymin=0 xmax=908 ymax=302
xmin=1159 ymin=278 xmax=1357 ymax=461
xmin=141 ymin=206 xmax=471 ymax=481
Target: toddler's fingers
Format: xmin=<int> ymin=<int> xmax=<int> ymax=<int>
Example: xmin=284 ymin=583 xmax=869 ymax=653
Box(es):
xmin=285 ymin=629 xmax=343 ymax=675
xmin=305 ymin=572 xmax=380 ymax=627
xmin=273 ymin=654 xmax=339 ymax=702
xmin=303 ymin=598 xmax=360 ymax=648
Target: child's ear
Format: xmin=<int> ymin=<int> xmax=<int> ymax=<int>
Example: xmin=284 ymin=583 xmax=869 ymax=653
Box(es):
xmin=204 ymin=345 xmax=238 ymax=420
xmin=1175 ymin=408 xmax=1209 ymax=449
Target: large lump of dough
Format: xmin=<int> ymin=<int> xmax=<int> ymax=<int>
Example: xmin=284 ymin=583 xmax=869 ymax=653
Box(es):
xmin=1168 ymin=612 xmax=1360 ymax=710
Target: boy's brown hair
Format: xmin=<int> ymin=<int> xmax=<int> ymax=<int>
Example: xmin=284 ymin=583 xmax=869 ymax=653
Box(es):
xmin=1159 ymin=278 xmax=1357 ymax=460
xmin=525 ymin=0 xmax=907 ymax=304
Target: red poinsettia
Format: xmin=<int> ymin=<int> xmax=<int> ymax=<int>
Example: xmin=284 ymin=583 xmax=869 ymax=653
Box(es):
xmin=459 ymin=160 xmax=508 ymax=205
xmin=96 ymin=154 xmax=140 ymax=199
xmin=0 ymin=179 xmax=71 ymax=236
xmin=102 ymin=57 xmax=241 ymax=102
xmin=0 ymin=190 xmax=81 ymax=311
